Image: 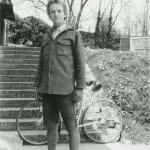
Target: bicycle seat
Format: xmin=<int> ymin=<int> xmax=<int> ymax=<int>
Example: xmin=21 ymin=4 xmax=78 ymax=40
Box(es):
xmin=91 ymin=82 xmax=102 ymax=92
xmin=85 ymin=80 xmax=94 ymax=86
xmin=85 ymin=80 xmax=102 ymax=91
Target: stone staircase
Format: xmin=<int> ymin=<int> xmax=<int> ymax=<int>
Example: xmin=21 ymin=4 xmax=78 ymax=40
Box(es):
xmin=0 ymin=46 xmax=40 ymax=131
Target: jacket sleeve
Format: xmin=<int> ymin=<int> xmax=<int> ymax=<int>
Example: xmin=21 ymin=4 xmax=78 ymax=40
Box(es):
xmin=74 ymin=31 xmax=85 ymax=89
xmin=34 ymin=33 xmax=45 ymax=88
xmin=34 ymin=47 xmax=42 ymax=88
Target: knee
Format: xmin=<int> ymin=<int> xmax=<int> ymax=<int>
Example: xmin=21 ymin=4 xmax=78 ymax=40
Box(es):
xmin=47 ymin=122 xmax=59 ymax=131
xmin=67 ymin=126 xmax=80 ymax=139
xmin=65 ymin=122 xmax=78 ymax=133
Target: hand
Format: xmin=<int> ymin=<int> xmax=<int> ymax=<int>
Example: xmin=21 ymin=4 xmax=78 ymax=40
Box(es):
xmin=35 ymin=89 xmax=42 ymax=102
xmin=72 ymin=89 xmax=83 ymax=104
xmin=72 ymin=89 xmax=83 ymax=115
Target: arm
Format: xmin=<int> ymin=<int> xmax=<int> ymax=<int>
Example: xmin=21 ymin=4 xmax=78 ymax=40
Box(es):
xmin=74 ymin=31 xmax=85 ymax=89
xmin=73 ymin=31 xmax=85 ymax=104
xmin=34 ymin=47 xmax=42 ymax=88
xmin=34 ymin=33 xmax=45 ymax=88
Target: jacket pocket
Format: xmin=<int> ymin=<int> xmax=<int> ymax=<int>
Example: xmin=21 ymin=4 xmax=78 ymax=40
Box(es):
xmin=56 ymin=40 xmax=72 ymax=56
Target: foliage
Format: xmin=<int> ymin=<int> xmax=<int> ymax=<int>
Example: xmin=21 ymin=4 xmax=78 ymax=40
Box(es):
xmin=87 ymin=49 xmax=150 ymax=143
xmin=94 ymin=19 xmax=120 ymax=50
xmin=94 ymin=0 xmax=128 ymax=50
xmin=9 ymin=16 xmax=49 ymax=46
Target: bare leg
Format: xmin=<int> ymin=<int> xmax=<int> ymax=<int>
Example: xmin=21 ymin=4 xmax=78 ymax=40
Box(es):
xmin=68 ymin=127 xmax=80 ymax=150
xmin=47 ymin=123 xmax=59 ymax=150
xmin=42 ymin=94 xmax=59 ymax=150
xmin=57 ymin=94 xmax=80 ymax=150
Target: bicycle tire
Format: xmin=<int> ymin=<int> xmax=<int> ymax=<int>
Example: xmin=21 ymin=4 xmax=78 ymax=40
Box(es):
xmin=16 ymin=101 xmax=47 ymax=145
xmin=81 ymin=100 xmax=122 ymax=143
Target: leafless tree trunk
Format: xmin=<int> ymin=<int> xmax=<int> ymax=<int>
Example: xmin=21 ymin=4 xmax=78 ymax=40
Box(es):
xmin=65 ymin=0 xmax=75 ymax=17
xmin=94 ymin=0 xmax=109 ymax=47
xmin=66 ymin=0 xmax=90 ymax=28
xmin=106 ymin=0 xmax=118 ymax=47
xmin=94 ymin=0 xmax=131 ymax=48
xmin=75 ymin=0 xmax=89 ymax=29
xmin=143 ymin=0 xmax=149 ymax=36
xmin=65 ymin=0 xmax=76 ymax=27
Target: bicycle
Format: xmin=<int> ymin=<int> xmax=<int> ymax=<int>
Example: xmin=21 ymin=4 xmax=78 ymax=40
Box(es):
xmin=16 ymin=81 xmax=123 ymax=145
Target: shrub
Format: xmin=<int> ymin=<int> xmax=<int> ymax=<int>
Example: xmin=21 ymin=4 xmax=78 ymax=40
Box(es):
xmin=9 ymin=16 xmax=49 ymax=47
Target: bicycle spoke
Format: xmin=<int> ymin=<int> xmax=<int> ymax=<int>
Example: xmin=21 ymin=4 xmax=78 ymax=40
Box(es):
xmin=81 ymin=100 xmax=122 ymax=143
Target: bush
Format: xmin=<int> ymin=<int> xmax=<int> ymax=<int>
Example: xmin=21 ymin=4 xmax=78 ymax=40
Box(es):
xmin=87 ymin=49 xmax=150 ymax=143
xmin=9 ymin=16 xmax=49 ymax=47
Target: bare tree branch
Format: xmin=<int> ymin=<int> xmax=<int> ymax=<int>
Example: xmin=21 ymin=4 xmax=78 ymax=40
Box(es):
xmin=75 ymin=0 xmax=89 ymax=28
xmin=112 ymin=0 xmax=132 ymax=26
xmin=37 ymin=0 xmax=46 ymax=7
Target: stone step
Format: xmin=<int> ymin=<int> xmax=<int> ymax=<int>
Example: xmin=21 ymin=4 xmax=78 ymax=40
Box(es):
xmin=0 ymin=130 xmax=68 ymax=137
xmin=0 ymin=108 xmax=20 ymax=119
xmin=0 ymin=105 xmax=45 ymax=118
xmin=0 ymin=46 xmax=40 ymax=51
xmin=0 ymin=64 xmax=38 ymax=69
xmin=0 ymin=107 xmax=42 ymax=118
xmin=0 ymin=98 xmax=35 ymax=108
xmin=0 ymin=107 xmax=43 ymax=118
xmin=0 ymin=130 xmax=89 ymax=143
xmin=0 ymin=120 xmax=16 ymax=130
xmin=0 ymin=119 xmax=67 ymax=132
xmin=0 ymin=54 xmax=39 ymax=59
xmin=0 ymin=120 xmax=80 ymax=137
xmin=0 ymin=90 xmax=35 ymax=98
xmin=0 ymin=50 xmax=40 ymax=55
xmin=0 ymin=75 xmax=35 ymax=82
xmin=0 ymin=82 xmax=34 ymax=89
xmin=0 ymin=59 xmax=39 ymax=64
xmin=0 ymin=69 xmax=37 ymax=75
xmin=0 ymin=118 xmax=45 ymax=131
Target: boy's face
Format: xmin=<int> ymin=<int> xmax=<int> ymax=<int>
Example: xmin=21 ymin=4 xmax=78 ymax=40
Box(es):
xmin=49 ymin=3 xmax=66 ymax=27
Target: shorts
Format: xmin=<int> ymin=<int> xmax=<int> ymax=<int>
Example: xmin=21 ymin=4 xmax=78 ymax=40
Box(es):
xmin=42 ymin=93 xmax=76 ymax=129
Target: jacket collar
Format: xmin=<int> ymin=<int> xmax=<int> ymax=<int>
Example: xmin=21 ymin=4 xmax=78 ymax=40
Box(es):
xmin=46 ymin=24 xmax=74 ymax=35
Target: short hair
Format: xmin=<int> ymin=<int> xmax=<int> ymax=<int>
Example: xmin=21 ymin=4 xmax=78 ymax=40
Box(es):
xmin=47 ymin=0 xmax=69 ymax=18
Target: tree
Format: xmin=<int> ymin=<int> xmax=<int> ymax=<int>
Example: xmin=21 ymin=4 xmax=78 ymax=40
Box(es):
xmin=65 ymin=0 xmax=76 ymax=27
xmin=74 ymin=0 xmax=89 ymax=29
xmin=143 ymin=0 xmax=149 ymax=36
xmin=13 ymin=0 xmax=90 ymax=29
xmin=106 ymin=0 xmax=122 ymax=47
xmin=94 ymin=0 xmax=109 ymax=47
xmin=94 ymin=0 xmax=131 ymax=49
xmin=9 ymin=16 xmax=48 ymax=46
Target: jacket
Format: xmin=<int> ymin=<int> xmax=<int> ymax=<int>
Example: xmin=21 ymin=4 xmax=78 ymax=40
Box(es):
xmin=34 ymin=27 xmax=85 ymax=95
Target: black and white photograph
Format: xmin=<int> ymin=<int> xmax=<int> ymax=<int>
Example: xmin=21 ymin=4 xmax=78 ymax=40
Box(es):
xmin=0 ymin=0 xmax=150 ymax=150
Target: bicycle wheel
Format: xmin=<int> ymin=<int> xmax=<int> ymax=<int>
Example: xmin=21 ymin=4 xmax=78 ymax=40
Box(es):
xmin=16 ymin=101 xmax=47 ymax=145
xmin=81 ymin=100 xmax=122 ymax=143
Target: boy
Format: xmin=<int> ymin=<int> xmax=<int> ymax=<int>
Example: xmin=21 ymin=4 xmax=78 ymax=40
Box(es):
xmin=35 ymin=0 xmax=85 ymax=150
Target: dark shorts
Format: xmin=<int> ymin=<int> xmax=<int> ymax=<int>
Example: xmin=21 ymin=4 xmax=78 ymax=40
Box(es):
xmin=42 ymin=93 xmax=76 ymax=130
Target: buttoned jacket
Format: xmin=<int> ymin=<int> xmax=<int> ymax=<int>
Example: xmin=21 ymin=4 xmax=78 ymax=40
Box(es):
xmin=34 ymin=27 xmax=85 ymax=95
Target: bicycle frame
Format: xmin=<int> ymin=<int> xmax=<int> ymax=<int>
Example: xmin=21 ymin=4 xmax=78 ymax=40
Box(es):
xmin=16 ymin=85 xmax=122 ymax=145
xmin=76 ymin=87 xmax=122 ymax=129
xmin=76 ymin=87 xmax=101 ymax=128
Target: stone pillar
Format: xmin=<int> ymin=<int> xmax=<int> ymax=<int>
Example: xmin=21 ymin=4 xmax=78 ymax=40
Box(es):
xmin=0 ymin=0 xmax=15 ymax=45
xmin=0 ymin=3 xmax=4 ymax=45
